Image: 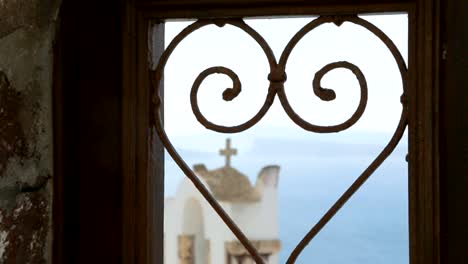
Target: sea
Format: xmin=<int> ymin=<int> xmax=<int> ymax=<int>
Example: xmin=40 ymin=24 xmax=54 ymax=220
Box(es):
xmin=164 ymin=131 xmax=409 ymax=264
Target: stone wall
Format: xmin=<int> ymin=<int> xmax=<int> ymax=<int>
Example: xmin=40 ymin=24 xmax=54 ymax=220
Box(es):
xmin=0 ymin=0 xmax=61 ymax=262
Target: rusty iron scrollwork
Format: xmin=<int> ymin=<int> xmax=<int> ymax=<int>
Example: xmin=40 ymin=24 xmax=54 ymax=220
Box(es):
xmin=151 ymin=15 xmax=408 ymax=264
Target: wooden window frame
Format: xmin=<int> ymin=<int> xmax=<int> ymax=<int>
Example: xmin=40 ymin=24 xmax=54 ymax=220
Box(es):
xmin=122 ymin=0 xmax=441 ymax=263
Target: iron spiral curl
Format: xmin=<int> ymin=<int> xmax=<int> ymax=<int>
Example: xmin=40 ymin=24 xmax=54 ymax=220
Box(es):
xmin=190 ymin=65 xmax=277 ymax=133
xmin=151 ymin=14 xmax=408 ymax=264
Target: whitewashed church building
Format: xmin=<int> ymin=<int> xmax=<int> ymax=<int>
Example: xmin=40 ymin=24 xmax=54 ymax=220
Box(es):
xmin=164 ymin=139 xmax=281 ymax=264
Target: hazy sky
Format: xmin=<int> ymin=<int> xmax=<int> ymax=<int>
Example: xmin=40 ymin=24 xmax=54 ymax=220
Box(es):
xmin=163 ymin=14 xmax=408 ymax=142
xmin=162 ymin=14 xmax=409 ymax=199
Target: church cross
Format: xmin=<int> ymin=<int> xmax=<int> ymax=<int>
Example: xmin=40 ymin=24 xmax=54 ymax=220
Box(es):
xmin=220 ymin=138 xmax=237 ymax=167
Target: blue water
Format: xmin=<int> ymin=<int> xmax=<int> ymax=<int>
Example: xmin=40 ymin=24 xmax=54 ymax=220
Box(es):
xmin=165 ymin=135 xmax=409 ymax=264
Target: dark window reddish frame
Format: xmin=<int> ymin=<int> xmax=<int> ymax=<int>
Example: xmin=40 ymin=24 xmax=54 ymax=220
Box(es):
xmin=122 ymin=1 xmax=441 ymax=264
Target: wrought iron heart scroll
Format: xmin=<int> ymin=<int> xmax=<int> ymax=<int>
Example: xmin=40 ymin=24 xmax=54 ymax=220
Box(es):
xmin=151 ymin=15 xmax=408 ymax=264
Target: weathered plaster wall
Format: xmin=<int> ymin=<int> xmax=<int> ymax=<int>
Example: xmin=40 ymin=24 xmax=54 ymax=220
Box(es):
xmin=0 ymin=0 xmax=60 ymax=262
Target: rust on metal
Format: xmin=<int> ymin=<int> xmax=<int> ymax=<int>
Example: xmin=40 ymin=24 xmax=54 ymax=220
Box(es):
xmin=151 ymin=14 xmax=408 ymax=264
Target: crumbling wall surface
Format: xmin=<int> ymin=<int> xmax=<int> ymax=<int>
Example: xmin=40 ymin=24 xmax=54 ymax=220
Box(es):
xmin=0 ymin=0 xmax=61 ymax=263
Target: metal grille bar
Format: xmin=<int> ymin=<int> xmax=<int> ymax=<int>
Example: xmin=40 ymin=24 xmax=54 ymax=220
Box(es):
xmin=151 ymin=14 xmax=408 ymax=264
